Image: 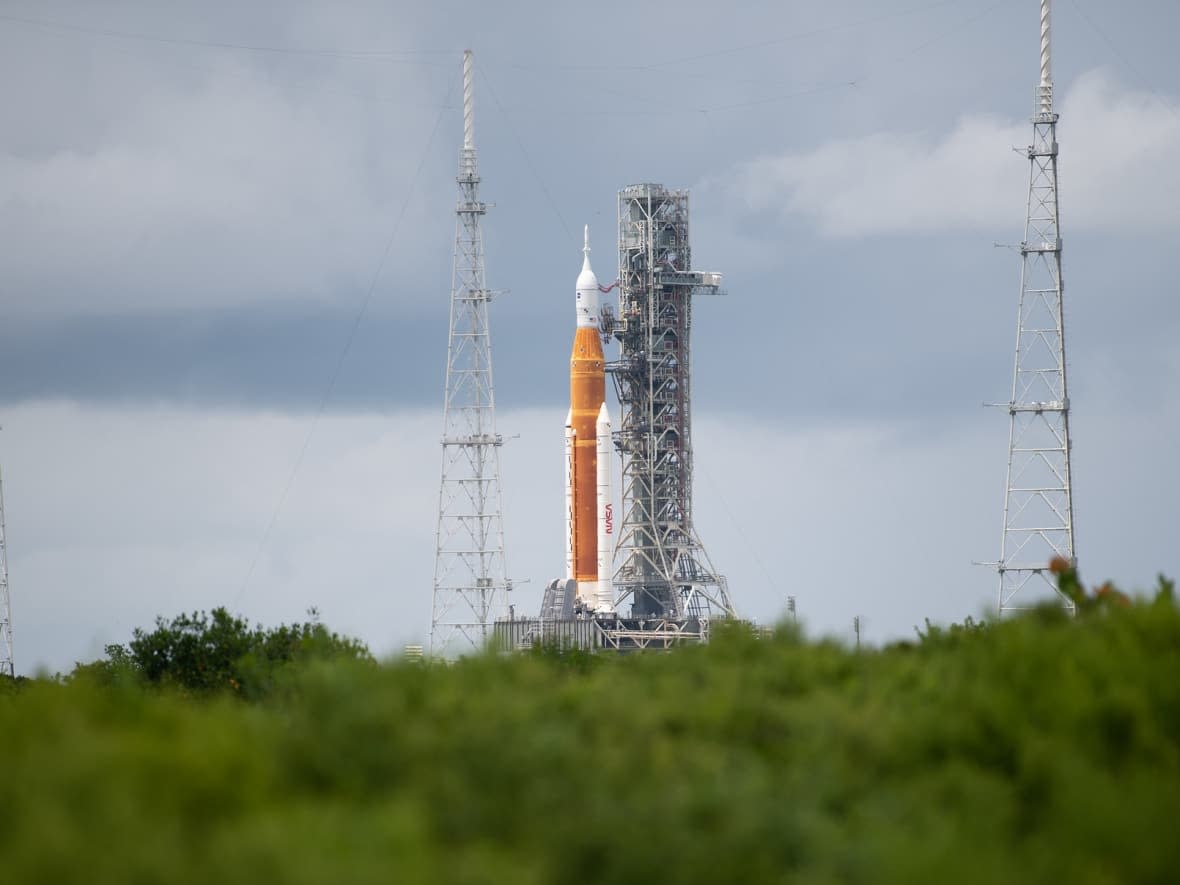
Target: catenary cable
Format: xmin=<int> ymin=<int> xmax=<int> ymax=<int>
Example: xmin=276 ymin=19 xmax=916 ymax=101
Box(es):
xmin=234 ymin=76 xmax=456 ymax=605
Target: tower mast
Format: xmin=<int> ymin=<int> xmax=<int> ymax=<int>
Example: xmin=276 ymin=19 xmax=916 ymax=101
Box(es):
xmin=995 ymin=0 xmax=1076 ymax=614
xmin=0 ymin=463 xmax=13 ymax=678
xmin=430 ymin=50 xmax=510 ymax=653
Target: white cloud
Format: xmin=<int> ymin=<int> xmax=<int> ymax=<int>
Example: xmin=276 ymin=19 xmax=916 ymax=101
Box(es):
xmin=2 ymin=402 xmax=442 ymax=673
xmin=0 ymin=33 xmax=451 ymax=318
xmin=718 ymin=70 xmax=1180 ymax=238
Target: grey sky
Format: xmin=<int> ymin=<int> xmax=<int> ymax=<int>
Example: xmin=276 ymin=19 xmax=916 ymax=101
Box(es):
xmin=1 ymin=0 xmax=1178 ymax=673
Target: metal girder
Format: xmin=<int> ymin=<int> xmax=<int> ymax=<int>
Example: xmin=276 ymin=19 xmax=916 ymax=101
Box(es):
xmin=995 ymin=2 xmax=1076 ymax=616
xmin=0 ymin=465 xmax=12 ymax=678
xmin=608 ymin=184 xmax=736 ymax=622
xmin=431 ymin=52 xmax=511 ymax=655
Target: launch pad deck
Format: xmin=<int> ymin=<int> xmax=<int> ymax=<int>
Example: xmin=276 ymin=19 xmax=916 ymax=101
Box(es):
xmin=494 ymin=616 xmax=712 ymax=653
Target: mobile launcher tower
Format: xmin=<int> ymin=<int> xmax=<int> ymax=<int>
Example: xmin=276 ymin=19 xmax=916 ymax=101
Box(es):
xmin=610 ymin=184 xmax=736 ymax=628
xmin=499 ymin=184 xmax=737 ymax=651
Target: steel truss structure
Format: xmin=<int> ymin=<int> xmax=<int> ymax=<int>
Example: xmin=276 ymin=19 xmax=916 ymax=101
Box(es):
xmin=607 ymin=184 xmax=736 ymax=621
xmin=495 ymin=615 xmax=710 ymax=653
xmin=431 ymin=51 xmax=511 ymax=654
xmin=0 ymin=465 xmax=12 ymax=678
xmin=995 ymin=0 xmax=1076 ymax=615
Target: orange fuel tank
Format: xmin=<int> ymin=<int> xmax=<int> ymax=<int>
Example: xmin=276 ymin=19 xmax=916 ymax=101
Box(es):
xmin=570 ymin=324 xmax=605 ymax=585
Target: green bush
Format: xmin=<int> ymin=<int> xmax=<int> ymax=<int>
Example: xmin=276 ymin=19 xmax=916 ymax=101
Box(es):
xmin=2 ymin=581 xmax=1178 ymax=883
xmin=69 ymin=607 xmax=372 ymax=697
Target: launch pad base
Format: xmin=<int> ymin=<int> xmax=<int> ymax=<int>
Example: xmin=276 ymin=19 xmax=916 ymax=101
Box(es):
xmin=493 ymin=616 xmax=711 ymax=653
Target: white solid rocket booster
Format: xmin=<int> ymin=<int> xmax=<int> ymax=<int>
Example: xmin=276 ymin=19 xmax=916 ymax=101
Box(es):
xmin=564 ymin=409 xmax=575 ymax=582
xmin=595 ymin=401 xmax=614 ymax=612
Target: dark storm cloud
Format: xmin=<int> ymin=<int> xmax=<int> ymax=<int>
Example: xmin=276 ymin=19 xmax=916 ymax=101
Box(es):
xmin=4 ymin=1 xmax=1177 ymax=416
xmin=0 ymin=302 xmax=573 ymax=413
xmin=0 ymin=307 xmax=557 ymax=412
xmin=0 ymin=223 xmax=1175 ymax=423
xmin=3 ymin=1 xmax=1175 ymax=409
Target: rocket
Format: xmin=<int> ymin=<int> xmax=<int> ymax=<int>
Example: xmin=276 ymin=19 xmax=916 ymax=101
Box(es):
xmin=565 ymin=226 xmax=615 ymax=614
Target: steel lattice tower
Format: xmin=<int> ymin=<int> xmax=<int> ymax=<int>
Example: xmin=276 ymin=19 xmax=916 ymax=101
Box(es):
xmin=995 ymin=0 xmax=1076 ymax=615
xmin=608 ymin=184 xmax=736 ymax=622
xmin=0 ymin=464 xmax=13 ymax=677
xmin=430 ymin=50 xmax=510 ymax=654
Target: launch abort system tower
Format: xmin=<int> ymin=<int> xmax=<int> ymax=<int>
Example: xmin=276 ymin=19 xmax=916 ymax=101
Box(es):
xmin=609 ymin=184 xmax=736 ymax=624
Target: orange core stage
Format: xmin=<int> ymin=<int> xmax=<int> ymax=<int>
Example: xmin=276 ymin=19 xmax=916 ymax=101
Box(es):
xmin=569 ymin=325 xmax=605 ymax=583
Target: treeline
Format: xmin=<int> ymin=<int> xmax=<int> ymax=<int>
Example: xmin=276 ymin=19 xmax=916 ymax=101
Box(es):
xmin=69 ymin=607 xmax=372 ymax=698
xmin=1 ymin=570 xmax=1178 ymax=883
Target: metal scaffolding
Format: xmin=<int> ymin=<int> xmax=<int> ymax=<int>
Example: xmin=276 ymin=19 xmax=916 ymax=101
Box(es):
xmin=430 ymin=50 xmax=511 ymax=654
xmin=995 ymin=0 xmax=1076 ymax=615
xmin=608 ymin=184 xmax=736 ymax=622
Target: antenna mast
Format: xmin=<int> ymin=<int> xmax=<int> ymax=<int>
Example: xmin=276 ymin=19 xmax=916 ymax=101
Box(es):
xmin=0 ymin=463 xmax=13 ymax=678
xmin=430 ymin=50 xmax=511 ymax=653
xmin=995 ymin=0 xmax=1077 ymax=614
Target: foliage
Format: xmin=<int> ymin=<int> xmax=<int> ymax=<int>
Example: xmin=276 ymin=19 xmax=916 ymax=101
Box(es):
xmin=72 ymin=607 xmax=372 ymax=697
xmin=3 ymin=586 xmax=1179 ymax=883
xmin=1050 ymin=555 xmax=1175 ymax=613
xmin=0 ymin=672 xmax=32 ymax=695
xmin=913 ymin=614 xmax=987 ymax=646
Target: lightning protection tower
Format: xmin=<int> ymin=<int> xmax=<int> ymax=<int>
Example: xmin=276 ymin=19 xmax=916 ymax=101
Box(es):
xmin=609 ymin=184 xmax=736 ymax=625
xmin=994 ymin=0 xmax=1076 ymax=615
xmin=430 ymin=50 xmax=510 ymax=654
xmin=0 ymin=464 xmax=13 ymax=678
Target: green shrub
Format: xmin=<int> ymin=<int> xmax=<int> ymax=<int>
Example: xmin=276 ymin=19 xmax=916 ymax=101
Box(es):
xmin=70 ymin=607 xmax=372 ymax=697
xmin=2 ymin=581 xmax=1177 ymax=883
